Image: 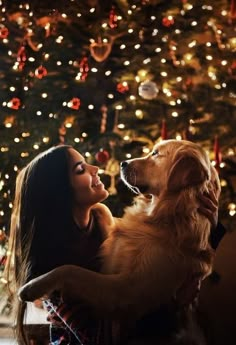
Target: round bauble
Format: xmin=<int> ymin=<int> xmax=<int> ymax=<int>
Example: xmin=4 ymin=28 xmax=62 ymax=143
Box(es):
xmin=95 ymin=149 xmax=110 ymax=164
xmin=138 ymin=80 xmax=158 ymax=100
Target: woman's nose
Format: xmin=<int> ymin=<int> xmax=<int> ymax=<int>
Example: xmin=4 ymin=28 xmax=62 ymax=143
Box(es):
xmin=91 ymin=165 xmax=99 ymax=175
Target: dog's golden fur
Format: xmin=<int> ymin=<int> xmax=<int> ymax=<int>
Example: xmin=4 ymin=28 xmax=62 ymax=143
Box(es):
xmin=19 ymin=139 xmax=221 ymax=343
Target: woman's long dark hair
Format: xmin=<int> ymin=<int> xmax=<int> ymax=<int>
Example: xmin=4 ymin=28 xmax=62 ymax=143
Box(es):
xmin=5 ymin=145 xmax=75 ymax=345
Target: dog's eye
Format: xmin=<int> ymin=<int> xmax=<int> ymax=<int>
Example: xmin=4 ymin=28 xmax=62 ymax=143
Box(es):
xmin=152 ymin=150 xmax=159 ymax=156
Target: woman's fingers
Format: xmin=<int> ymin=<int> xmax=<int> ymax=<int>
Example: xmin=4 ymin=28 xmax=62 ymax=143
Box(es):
xmin=198 ymin=189 xmax=219 ymax=228
xmin=198 ymin=189 xmax=218 ymax=211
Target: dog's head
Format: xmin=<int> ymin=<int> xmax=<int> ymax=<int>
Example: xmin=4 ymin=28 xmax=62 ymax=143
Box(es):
xmin=120 ymin=139 xmax=220 ymax=197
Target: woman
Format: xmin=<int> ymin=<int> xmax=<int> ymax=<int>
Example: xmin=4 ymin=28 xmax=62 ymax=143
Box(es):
xmin=5 ymin=144 xmax=110 ymax=345
xmin=6 ymin=144 xmax=224 ymax=345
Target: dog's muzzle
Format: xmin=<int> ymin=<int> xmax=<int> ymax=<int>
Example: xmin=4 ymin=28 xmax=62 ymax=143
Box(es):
xmin=120 ymin=161 xmax=144 ymax=194
xmin=120 ymin=160 xmax=130 ymax=182
xmin=120 ymin=161 xmax=137 ymax=192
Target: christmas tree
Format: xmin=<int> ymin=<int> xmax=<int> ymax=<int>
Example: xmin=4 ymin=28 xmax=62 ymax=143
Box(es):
xmin=0 ymin=0 xmax=235 ymax=313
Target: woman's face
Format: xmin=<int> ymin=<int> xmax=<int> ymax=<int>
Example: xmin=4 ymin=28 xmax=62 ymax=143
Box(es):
xmin=68 ymin=148 xmax=109 ymax=207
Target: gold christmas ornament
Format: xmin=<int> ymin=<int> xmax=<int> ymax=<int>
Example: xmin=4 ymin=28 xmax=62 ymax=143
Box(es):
xmin=90 ymin=33 xmax=125 ymax=62
xmin=105 ymin=158 xmax=120 ymax=195
xmin=90 ymin=37 xmax=113 ymax=62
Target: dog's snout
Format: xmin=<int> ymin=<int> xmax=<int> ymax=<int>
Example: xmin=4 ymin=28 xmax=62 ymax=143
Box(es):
xmin=120 ymin=161 xmax=128 ymax=169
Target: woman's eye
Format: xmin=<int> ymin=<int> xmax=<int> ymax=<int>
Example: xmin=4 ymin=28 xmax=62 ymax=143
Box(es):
xmin=76 ymin=165 xmax=85 ymax=174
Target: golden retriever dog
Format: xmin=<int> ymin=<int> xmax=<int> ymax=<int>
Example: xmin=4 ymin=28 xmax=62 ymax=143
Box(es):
xmin=19 ymin=139 xmax=221 ymax=344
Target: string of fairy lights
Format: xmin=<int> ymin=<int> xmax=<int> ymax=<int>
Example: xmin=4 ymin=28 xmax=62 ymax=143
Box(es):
xmin=0 ymin=0 xmax=235 ymax=241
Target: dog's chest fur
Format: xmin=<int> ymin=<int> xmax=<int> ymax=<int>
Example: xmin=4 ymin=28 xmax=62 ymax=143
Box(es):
xmin=100 ymin=211 xmax=175 ymax=276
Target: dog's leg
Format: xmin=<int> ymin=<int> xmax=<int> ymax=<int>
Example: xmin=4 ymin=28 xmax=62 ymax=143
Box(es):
xmin=19 ymin=253 xmax=182 ymax=319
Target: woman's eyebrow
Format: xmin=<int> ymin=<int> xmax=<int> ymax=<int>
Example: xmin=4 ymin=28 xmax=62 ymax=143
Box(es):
xmin=72 ymin=161 xmax=83 ymax=171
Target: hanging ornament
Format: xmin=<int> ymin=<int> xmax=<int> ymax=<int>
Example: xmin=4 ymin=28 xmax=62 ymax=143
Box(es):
xmin=105 ymin=158 xmax=120 ymax=195
xmin=7 ymin=97 xmax=21 ymax=110
xmin=25 ymin=34 xmax=39 ymax=52
xmin=228 ymin=60 xmax=236 ymax=75
xmin=90 ymin=36 xmax=112 ymax=63
xmin=0 ymin=25 xmax=9 ymax=39
xmin=214 ymin=136 xmax=222 ymax=173
xmin=17 ymin=44 xmax=27 ymax=70
xmin=109 ymin=6 xmax=118 ymax=29
xmin=64 ymin=115 xmax=75 ymax=128
xmin=95 ymin=149 xmax=110 ymax=164
xmin=36 ymin=10 xmax=67 ymax=37
xmin=35 ymin=65 xmax=48 ymax=79
xmin=162 ymin=16 xmax=175 ymax=27
xmin=169 ymin=40 xmax=179 ymax=67
xmin=4 ymin=115 xmax=15 ymax=128
xmin=79 ymin=56 xmax=89 ymax=81
xmin=230 ymin=0 xmax=236 ymax=19
xmin=58 ymin=124 xmax=66 ymax=144
xmin=113 ymin=108 xmax=120 ymax=133
xmin=0 ymin=229 xmax=6 ymax=242
xmin=117 ymin=82 xmax=129 ymax=93
xmin=138 ymin=80 xmax=159 ymax=100
xmin=68 ymin=97 xmax=81 ymax=110
xmin=0 ymin=255 xmax=7 ymax=266
xmin=90 ymin=32 xmax=125 ymax=63
xmin=100 ymin=105 xmax=108 ymax=133
xmin=161 ymin=119 xmax=168 ymax=140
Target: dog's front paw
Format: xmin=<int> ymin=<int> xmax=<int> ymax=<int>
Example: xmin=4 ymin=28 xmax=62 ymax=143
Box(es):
xmin=18 ymin=269 xmax=61 ymax=302
xmin=18 ymin=281 xmax=48 ymax=302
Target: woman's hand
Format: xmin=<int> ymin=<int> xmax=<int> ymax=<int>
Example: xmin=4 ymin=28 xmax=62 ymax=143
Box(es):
xmin=198 ymin=189 xmax=219 ymax=229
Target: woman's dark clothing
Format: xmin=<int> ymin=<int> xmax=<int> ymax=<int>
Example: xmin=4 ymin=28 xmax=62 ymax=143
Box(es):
xmin=43 ymin=211 xmax=109 ymax=345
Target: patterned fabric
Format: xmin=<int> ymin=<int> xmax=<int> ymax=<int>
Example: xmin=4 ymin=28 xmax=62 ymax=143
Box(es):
xmin=44 ymin=298 xmax=101 ymax=345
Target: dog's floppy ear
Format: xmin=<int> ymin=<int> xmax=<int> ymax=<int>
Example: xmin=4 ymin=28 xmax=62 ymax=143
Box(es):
xmin=167 ymin=155 xmax=209 ymax=192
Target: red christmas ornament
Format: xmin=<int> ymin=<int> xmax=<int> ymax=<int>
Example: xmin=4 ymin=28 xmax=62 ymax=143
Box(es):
xmin=117 ymin=82 xmax=129 ymax=93
xmin=162 ymin=16 xmax=175 ymax=27
xmin=35 ymin=65 xmax=48 ymax=79
xmin=69 ymin=97 xmax=81 ymax=110
xmin=109 ymin=6 xmax=118 ymax=29
xmin=17 ymin=44 xmax=27 ymax=70
xmin=214 ymin=136 xmax=222 ymax=173
xmin=230 ymin=0 xmax=236 ymax=19
xmin=161 ymin=119 xmax=168 ymax=140
xmin=8 ymin=97 xmax=21 ymax=110
xmin=228 ymin=61 xmax=236 ymax=75
xmin=0 ymin=229 xmax=6 ymax=242
xmin=79 ymin=57 xmax=89 ymax=81
xmin=0 ymin=255 xmax=7 ymax=266
xmin=0 ymin=26 xmax=9 ymax=39
xmin=95 ymin=149 xmax=110 ymax=164
xmin=231 ymin=61 xmax=236 ymax=69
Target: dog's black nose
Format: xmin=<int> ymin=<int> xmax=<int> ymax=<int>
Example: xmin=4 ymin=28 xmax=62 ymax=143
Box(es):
xmin=120 ymin=161 xmax=128 ymax=168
